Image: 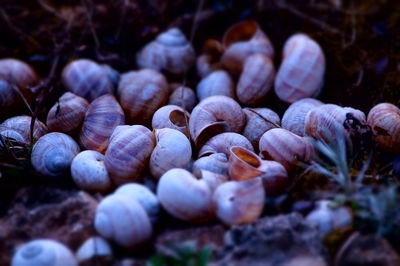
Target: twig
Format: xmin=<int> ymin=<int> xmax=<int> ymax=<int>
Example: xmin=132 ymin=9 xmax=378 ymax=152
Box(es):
xmin=333 ymin=232 xmax=359 ymax=266
xmin=82 ymin=0 xmax=100 ymax=48
xmin=247 ymin=108 xmax=281 ymax=128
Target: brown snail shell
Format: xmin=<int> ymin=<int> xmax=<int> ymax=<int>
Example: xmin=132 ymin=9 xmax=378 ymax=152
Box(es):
xmin=196 ymin=39 xmax=223 ymax=78
xmin=367 ymin=103 xmax=400 ymax=153
xmin=149 ymin=128 xmax=192 ymax=179
xmin=136 ymin=28 xmax=196 ymax=76
xmin=189 ymin=95 xmax=245 ymax=146
xmin=259 ymin=128 xmax=314 ymax=171
xmin=192 ymin=153 xmax=229 ymax=178
xmin=105 ymin=125 xmax=155 ymax=185
xmin=221 ymin=20 xmax=274 ymax=75
xmin=275 ymin=34 xmax=325 ymax=103
xmin=47 ymin=92 xmax=89 ymax=134
xmin=198 ymin=132 xmax=254 ymax=158
xmin=79 ymin=94 xmax=125 ymax=153
xmin=151 ymin=105 xmax=190 ymax=137
xmin=242 ymin=107 xmax=280 ymax=148
xmin=213 ymin=178 xmax=265 ymax=226
xmin=118 ymin=69 xmax=169 ymax=124
xmin=62 ymin=59 xmax=114 ymax=102
xmin=0 ymin=115 xmax=47 ymax=145
xmin=168 ymin=84 xmax=197 ymax=112
xmin=236 ymin=54 xmax=275 ymax=105
xmin=196 ymin=70 xmax=235 ymax=101
xmin=31 ymin=132 xmax=80 ymax=176
xmin=282 ymin=98 xmax=323 ymax=136
xmin=157 ymin=168 xmax=214 ymax=223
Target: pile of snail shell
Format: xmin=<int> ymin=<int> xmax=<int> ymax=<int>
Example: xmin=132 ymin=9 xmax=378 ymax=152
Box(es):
xmin=2 ymin=20 xmax=400 ymax=254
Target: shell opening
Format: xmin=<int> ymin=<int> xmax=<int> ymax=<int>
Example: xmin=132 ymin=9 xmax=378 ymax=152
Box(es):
xmin=232 ymin=147 xmax=260 ymax=168
xmin=169 ymin=109 xmax=187 ymax=127
xmin=223 ymin=20 xmax=258 ymax=47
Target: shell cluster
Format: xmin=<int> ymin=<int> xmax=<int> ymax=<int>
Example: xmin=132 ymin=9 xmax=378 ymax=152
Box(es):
xmin=3 ymin=21 xmax=400 ymax=256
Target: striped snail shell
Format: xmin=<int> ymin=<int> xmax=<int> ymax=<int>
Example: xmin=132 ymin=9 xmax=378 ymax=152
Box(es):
xmin=136 ymin=28 xmax=196 ymax=76
xmin=151 ymin=105 xmax=190 ymax=137
xmin=192 ymin=153 xmax=229 ymax=178
xmin=221 ymin=20 xmax=274 ymax=75
xmin=62 ymin=59 xmax=114 ymax=102
xmin=198 ymin=132 xmax=254 ymax=158
xmin=104 ymin=125 xmax=155 ymax=185
xmin=367 ymin=103 xmax=400 ymax=153
xmin=0 ymin=115 xmax=47 ymax=145
xmin=275 ymin=34 xmax=325 ymax=103
xmin=168 ymin=83 xmax=197 ymax=112
xmin=31 ymin=132 xmax=80 ymax=176
xmin=79 ymin=94 xmax=125 ymax=153
xmin=47 ymin=92 xmax=89 ymax=134
xmin=196 ymin=70 xmax=235 ymax=101
xmin=118 ymin=69 xmax=169 ymax=124
xmin=11 ymin=239 xmax=77 ymax=266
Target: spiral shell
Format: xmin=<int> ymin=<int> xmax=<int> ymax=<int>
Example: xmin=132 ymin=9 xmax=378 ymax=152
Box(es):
xmin=189 ymin=95 xmax=245 ymax=146
xmin=76 ymin=237 xmax=112 ymax=264
xmin=199 ymin=132 xmax=254 ymax=158
xmin=196 ymin=39 xmax=223 ymax=78
xmin=213 ymin=178 xmax=265 ymax=226
xmin=367 ymin=103 xmax=400 ymax=153
xmin=236 ymin=54 xmax=275 ymax=105
xmin=31 ymin=132 xmax=80 ymax=176
xmin=259 ymin=128 xmax=313 ymax=171
xmin=62 ymin=59 xmax=114 ymax=102
xmin=168 ymin=84 xmax=197 ymax=112
xmin=136 ymin=28 xmax=196 ymax=76
xmin=115 ymin=183 xmax=160 ymax=223
xmin=275 ymin=34 xmax=325 ymax=103
xmin=192 ymin=153 xmax=229 ymax=177
xmin=95 ymin=194 xmax=152 ymax=248
xmin=242 ymin=107 xmax=280 ymax=148
xmin=221 ymin=20 xmax=274 ymax=75
xmin=79 ymin=94 xmax=125 ymax=153
xmin=104 ymin=125 xmax=155 ymax=185
xmin=71 ymin=150 xmax=112 ymax=193
xmin=11 ymin=239 xmax=77 ymax=266
xmin=157 ymin=168 xmax=214 ymax=222
xmin=118 ymin=69 xmax=169 ymax=124
xmin=0 ymin=79 xmax=16 ymax=109
xmin=47 ymin=92 xmax=89 ymax=134
xmin=152 ymin=105 xmax=190 ymax=137
xmin=282 ymin=98 xmax=323 ymax=136
xmin=150 ymin=128 xmax=192 ymax=179
xmin=0 ymin=115 xmax=47 ymax=145
xmin=196 ymin=70 xmax=235 ymax=101
xmin=199 ymin=170 xmax=228 ymax=192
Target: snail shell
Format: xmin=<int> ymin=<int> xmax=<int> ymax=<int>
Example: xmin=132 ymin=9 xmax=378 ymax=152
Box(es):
xmin=236 ymin=54 xmax=275 ymax=105
xmin=200 ymin=170 xmax=228 ymax=192
xmin=104 ymin=125 xmax=155 ymax=185
xmin=213 ymin=178 xmax=265 ymax=226
xmin=100 ymin=64 xmax=120 ymax=87
xmin=282 ymin=98 xmax=323 ymax=136
xmin=198 ymin=132 xmax=254 ymax=158
xmin=196 ymin=39 xmax=223 ymax=78
xmin=95 ymin=194 xmax=152 ymax=248
xmin=150 ymin=128 xmax=192 ymax=179
xmin=196 ymin=70 xmax=235 ymax=101
xmin=0 ymin=58 xmax=39 ymax=101
xmin=168 ymin=84 xmax=197 ymax=112
xmin=259 ymin=128 xmax=314 ymax=171
xmin=242 ymin=107 xmax=280 ymax=148
xmin=31 ymin=132 xmax=80 ymax=176
xmin=76 ymin=237 xmax=112 ymax=264
xmin=11 ymin=239 xmax=77 ymax=266
xmin=47 ymin=92 xmax=89 ymax=134
xmin=62 ymin=59 xmax=114 ymax=102
xmin=136 ymin=28 xmax=196 ymax=76
xmin=151 ymin=105 xmax=190 ymax=137
xmin=275 ymin=34 xmax=325 ymax=103
xmin=0 ymin=79 xmax=17 ymax=109
xmin=115 ymin=183 xmax=160 ymax=223
xmin=157 ymin=168 xmax=214 ymax=222
xmin=118 ymin=69 xmax=169 ymax=124
xmin=367 ymin=103 xmax=400 ymax=153
xmin=192 ymin=153 xmax=229 ymax=177
xmin=0 ymin=115 xmax=47 ymax=145
xmin=71 ymin=150 xmax=112 ymax=193
xmin=221 ymin=20 xmax=274 ymax=75
xmin=79 ymin=94 xmax=125 ymax=153
xmin=189 ymin=95 xmax=245 ymax=146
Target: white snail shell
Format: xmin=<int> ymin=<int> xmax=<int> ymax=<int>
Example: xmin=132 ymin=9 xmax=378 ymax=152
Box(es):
xmin=31 ymin=132 xmax=80 ymax=176
xmin=275 ymin=34 xmax=325 ymax=103
xmin=168 ymin=84 xmax=197 ymax=112
xmin=71 ymin=150 xmax=112 ymax=193
xmin=192 ymin=153 xmax=229 ymax=178
xmin=136 ymin=28 xmax=196 ymax=76
xmin=11 ymin=239 xmax=77 ymax=266
xmin=196 ymin=70 xmax=235 ymax=101
xmin=151 ymin=105 xmax=190 ymax=137
xmin=76 ymin=237 xmax=112 ymax=264
xmin=94 ymin=194 xmax=152 ymax=248
xmin=157 ymin=168 xmax=214 ymax=223
xmin=199 ymin=170 xmax=228 ymax=192
xmin=198 ymin=132 xmax=254 ymax=158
